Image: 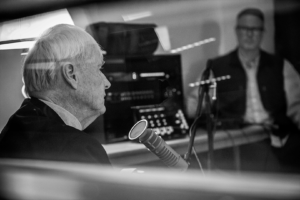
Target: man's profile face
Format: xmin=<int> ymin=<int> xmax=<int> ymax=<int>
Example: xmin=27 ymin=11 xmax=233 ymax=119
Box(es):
xmin=236 ymin=14 xmax=264 ymax=51
xmin=77 ymin=45 xmax=111 ymax=116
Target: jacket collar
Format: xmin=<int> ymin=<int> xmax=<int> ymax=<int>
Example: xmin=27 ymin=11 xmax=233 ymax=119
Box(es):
xmin=229 ymin=48 xmax=265 ymax=69
xmin=22 ymin=97 xmax=65 ymax=125
xmin=228 ymin=49 xmax=243 ymax=68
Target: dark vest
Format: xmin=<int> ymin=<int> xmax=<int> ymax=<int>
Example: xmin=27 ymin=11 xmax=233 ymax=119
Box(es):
xmin=210 ymin=49 xmax=287 ymax=123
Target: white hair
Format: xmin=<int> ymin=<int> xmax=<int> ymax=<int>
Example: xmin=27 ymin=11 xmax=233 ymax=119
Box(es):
xmin=23 ymin=24 xmax=103 ymax=96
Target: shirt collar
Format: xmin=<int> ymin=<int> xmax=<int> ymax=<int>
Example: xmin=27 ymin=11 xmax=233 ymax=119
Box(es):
xmin=39 ymin=99 xmax=83 ymax=131
xmin=238 ymin=49 xmax=260 ymax=70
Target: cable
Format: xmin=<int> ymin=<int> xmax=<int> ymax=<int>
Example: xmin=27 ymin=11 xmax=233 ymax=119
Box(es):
xmin=185 ymin=67 xmax=210 ymax=171
xmin=192 ymin=147 xmax=205 ymax=175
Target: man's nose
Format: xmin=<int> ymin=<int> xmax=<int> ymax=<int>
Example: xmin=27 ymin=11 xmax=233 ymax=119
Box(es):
xmin=104 ymin=76 xmax=111 ymax=89
xmin=246 ymin=30 xmax=254 ymax=37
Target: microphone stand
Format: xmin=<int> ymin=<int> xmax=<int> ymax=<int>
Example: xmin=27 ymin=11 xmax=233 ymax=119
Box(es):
xmin=184 ymin=78 xmax=206 ymax=163
xmin=204 ymin=83 xmax=215 ymax=170
xmin=184 ymin=67 xmax=216 ymax=171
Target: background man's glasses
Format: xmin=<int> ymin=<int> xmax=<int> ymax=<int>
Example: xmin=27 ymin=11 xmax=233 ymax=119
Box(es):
xmin=236 ymin=26 xmax=264 ymax=34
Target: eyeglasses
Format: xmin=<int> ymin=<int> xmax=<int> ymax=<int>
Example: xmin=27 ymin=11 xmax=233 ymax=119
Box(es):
xmin=236 ymin=26 xmax=264 ymax=34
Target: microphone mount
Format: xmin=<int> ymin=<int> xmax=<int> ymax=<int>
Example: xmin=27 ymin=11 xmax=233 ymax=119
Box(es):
xmin=189 ymin=75 xmax=231 ymax=87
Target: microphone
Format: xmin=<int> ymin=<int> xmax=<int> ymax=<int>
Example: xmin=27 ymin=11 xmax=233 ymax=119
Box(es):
xmin=211 ymin=81 xmax=217 ymax=100
xmin=128 ymin=119 xmax=188 ymax=172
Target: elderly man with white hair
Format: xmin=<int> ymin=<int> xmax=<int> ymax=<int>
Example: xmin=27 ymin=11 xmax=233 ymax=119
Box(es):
xmin=0 ymin=24 xmax=112 ymax=165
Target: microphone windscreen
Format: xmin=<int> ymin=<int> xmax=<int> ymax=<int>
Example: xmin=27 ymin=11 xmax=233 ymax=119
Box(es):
xmin=129 ymin=120 xmax=188 ymax=171
xmin=128 ymin=120 xmax=148 ymax=140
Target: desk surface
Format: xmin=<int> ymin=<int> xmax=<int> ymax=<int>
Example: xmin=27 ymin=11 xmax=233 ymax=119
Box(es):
xmin=103 ymin=125 xmax=269 ymax=167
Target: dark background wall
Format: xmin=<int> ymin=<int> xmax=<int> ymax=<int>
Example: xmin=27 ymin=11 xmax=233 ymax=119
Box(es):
xmin=274 ymin=0 xmax=300 ymax=74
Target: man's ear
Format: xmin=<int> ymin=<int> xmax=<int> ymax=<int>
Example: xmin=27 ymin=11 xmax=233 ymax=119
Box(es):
xmin=61 ymin=63 xmax=78 ymax=89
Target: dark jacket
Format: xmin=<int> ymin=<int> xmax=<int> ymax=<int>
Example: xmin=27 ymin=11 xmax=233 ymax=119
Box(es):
xmin=0 ymin=97 xmax=111 ymax=165
xmin=209 ymin=49 xmax=297 ymax=136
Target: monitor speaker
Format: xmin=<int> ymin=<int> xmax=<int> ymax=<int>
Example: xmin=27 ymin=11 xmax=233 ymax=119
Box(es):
xmin=86 ymin=22 xmax=159 ymax=56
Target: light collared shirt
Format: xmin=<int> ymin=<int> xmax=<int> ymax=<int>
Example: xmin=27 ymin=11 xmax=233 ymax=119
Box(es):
xmin=40 ymin=99 xmax=83 ymax=131
xmin=238 ymin=50 xmax=271 ymax=125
